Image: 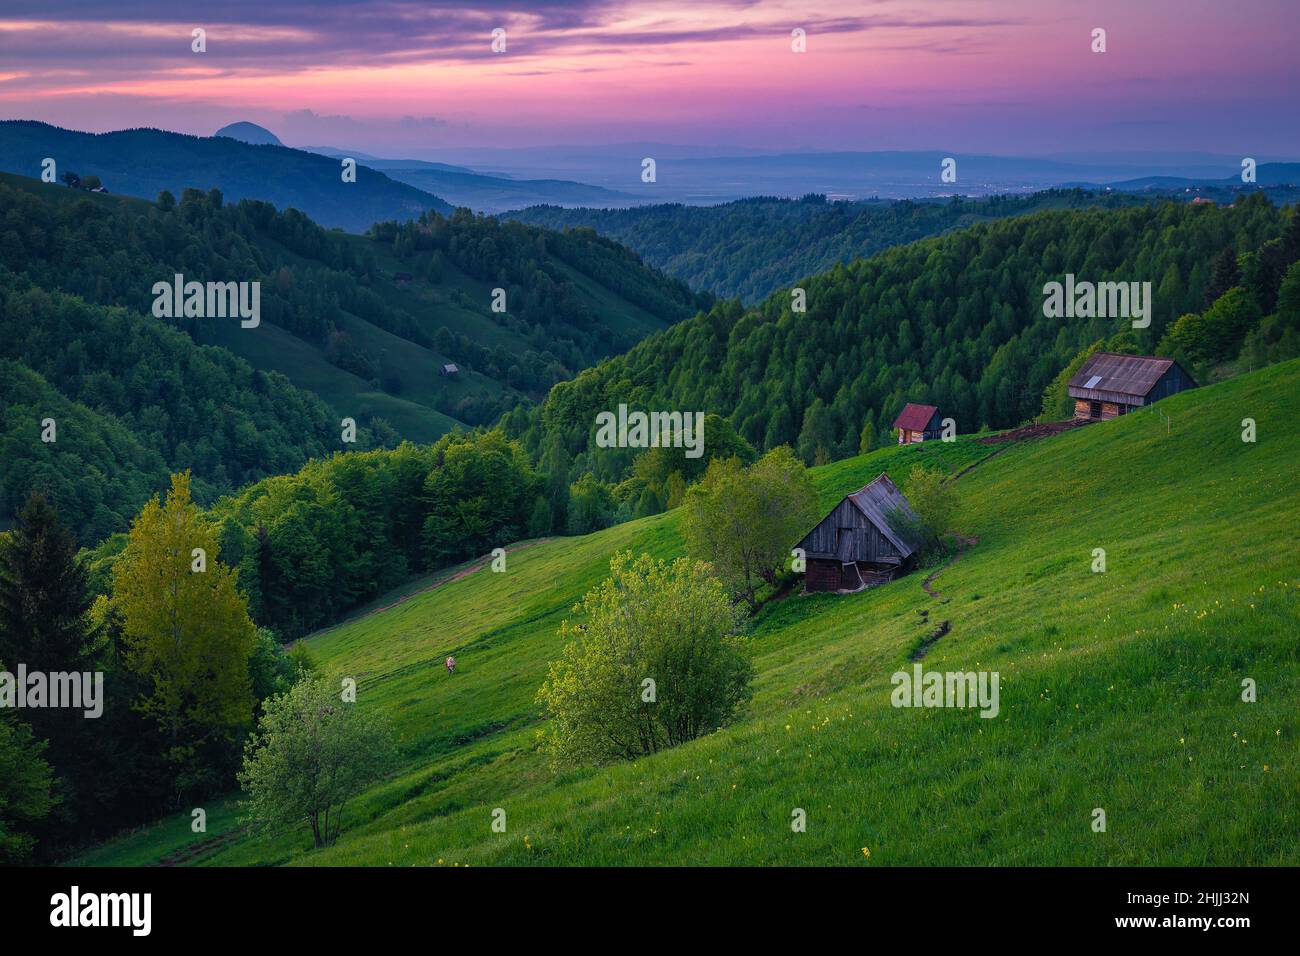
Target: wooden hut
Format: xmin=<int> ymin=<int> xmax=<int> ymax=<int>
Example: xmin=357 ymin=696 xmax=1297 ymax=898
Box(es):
xmin=795 ymin=473 xmax=924 ymax=594
xmin=892 ymin=403 xmax=942 ymax=445
xmin=1066 ymin=352 xmax=1196 ymax=420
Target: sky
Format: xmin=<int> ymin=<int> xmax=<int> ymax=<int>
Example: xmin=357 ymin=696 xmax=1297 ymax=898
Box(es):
xmin=1 ymin=0 xmax=1297 ymax=157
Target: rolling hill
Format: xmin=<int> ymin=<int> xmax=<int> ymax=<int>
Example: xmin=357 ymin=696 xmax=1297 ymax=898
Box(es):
xmin=0 ymin=170 xmax=705 ymax=536
xmin=510 ymin=188 xmax=1299 ymax=303
xmin=0 ymin=120 xmax=453 ymax=233
xmin=74 ymin=359 xmax=1300 ymax=866
xmin=505 ymin=195 xmax=1296 ymax=491
xmin=304 ymin=148 xmax=642 ymax=214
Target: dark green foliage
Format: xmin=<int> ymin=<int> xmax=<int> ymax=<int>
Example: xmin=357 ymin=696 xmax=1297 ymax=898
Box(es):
xmin=0 ymin=360 xmax=167 ymax=542
xmin=511 ymin=197 xmax=1293 ymax=478
xmin=0 ymin=710 xmax=57 ymax=863
xmin=420 ymin=430 xmax=539 ymax=567
xmin=511 ymin=189 xmax=1163 ymax=303
xmin=74 ymin=432 xmax=543 ymax=640
xmin=0 ymin=492 xmax=96 ymax=690
xmin=1204 ymin=246 xmax=1242 ymax=306
xmin=0 ymin=120 xmax=452 ymax=232
xmin=0 ymin=168 xmax=702 ymax=537
xmin=368 ymin=207 xmax=709 ymax=391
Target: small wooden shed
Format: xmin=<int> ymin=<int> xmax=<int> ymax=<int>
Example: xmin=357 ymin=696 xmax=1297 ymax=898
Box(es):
xmin=1067 ymin=352 xmax=1196 ymax=420
xmin=795 ymin=473 xmax=924 ymax=594
xmin=893 ymin=403 xmax=942 ymax=445
xmin=439 ymin=363 xmax=459 ymax=377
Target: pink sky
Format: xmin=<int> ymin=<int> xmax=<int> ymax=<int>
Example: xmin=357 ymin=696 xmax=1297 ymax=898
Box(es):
xmin=1 ymin=0 xmax=1296 ymax=154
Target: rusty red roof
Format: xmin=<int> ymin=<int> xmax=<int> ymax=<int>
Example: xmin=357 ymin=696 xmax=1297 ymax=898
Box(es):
xmin=893 ymin=403 xmax=939 ymax=432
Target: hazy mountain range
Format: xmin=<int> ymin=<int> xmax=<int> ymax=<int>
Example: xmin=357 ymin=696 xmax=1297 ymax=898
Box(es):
xmin=5 ymin=119 xmax=1296 ymax=232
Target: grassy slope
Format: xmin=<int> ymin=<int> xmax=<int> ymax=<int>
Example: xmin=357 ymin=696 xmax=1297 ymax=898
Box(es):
xmin=75 ymin=362 xmax=1300 ymax=866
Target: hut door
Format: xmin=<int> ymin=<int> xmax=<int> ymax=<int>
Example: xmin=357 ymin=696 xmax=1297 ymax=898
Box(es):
xmin=835 ymin=527 xmax=855 ymax=562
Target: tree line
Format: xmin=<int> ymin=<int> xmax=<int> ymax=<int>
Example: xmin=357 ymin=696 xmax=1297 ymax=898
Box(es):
xmin=502 ymin=196 xmax=1298 ymax=514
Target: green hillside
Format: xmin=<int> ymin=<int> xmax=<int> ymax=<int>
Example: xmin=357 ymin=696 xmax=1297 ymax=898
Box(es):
xmin=0 ymin=120 xmax=453 ymax=233
xmin=506 ymin=196 xmax=1297 ymax=491
xmin=509 ymin=190 xmax=1172 ymax=303
xmin=74 ymin=359 xmax=1300 ymax=866
xmin=0 ymin=171 xmax=704 ymax=535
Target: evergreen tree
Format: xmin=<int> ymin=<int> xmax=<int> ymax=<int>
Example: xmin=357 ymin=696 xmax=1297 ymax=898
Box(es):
xmin=1204 ymin=246 xmax=1242 ymax=307
xmin=0 ymin=492 xmax=96 ymax=681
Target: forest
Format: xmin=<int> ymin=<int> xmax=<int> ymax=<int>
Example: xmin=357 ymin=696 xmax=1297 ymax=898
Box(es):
xmin=0 ymin=172 xmax=703 ymax=539
xmin=509 ymin=189 xmax=1167 ymax=302
xmin=502 ymin=195 xmax=1300 ymax=516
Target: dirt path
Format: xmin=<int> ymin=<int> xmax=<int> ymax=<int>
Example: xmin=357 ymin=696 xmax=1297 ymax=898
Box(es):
xmin=910 ymin=619 xmax=952 ymax=661
xmin=304 ymin=538 xmax=553 ymax=640
xmin=946 ymin=443 xmax=1017 ymax=484
xmin=921 ymin=534 xmax=979 ymax=598
xmin=155 ymin=827 xmax=246 ymax=867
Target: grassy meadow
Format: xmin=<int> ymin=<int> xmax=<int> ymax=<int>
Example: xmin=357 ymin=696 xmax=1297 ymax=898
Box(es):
xmin=74 ymin=360 xmax=1300 ymax=866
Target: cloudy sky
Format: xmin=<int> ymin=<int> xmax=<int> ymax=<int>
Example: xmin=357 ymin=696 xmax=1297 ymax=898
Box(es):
xmin=1 ymin=0 xmax=1296 ymax=156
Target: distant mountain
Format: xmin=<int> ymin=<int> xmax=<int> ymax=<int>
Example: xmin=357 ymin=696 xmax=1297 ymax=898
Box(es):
xmin=414 ymin=146 xmax=1278 ymax=204
xmin=304 ymin=147 xmax=479 ymax=175
xmin=0 ymin=120 xmax=452 ymax=232
xmin=303 ymin=145 xmax=640 ymax=213
xmin=214 ymin=121 xmax=283 ymax=146
xmin=1067 ymin=163 xmax=1300 ymax=191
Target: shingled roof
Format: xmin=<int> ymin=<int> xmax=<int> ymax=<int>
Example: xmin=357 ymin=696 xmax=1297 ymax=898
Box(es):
xmin=1067 ymin=352 xmax=1181 ymax=401
xmin=892 ymin=402 xmax=939 ymax=432
xmin=846 ymin=473 xmax=924 ymax=559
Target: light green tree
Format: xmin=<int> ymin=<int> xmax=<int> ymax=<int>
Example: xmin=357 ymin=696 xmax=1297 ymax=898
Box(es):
xmin=238 ymin=675 xmax=395 ymax=848
xmin=536 ymin=552 xmax=753 ymax=766
xmin=890 ymin=465 xmax=959 ymax=551
xmin=858 ymin=419 xmax=875 ymax=455
xmin=681 ymin=446 xmax=819 ymax=608
xmin=112 ymin=472 xmax=256 ymax=763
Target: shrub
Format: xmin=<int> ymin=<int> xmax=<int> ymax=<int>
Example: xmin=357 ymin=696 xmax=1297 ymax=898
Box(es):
xmin=536 ymin=552 xmax=753 ymax=766
xmin=238 ymin=676 xmax=395 ymax=848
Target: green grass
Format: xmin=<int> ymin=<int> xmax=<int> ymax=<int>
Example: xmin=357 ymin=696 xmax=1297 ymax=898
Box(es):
xmin=76 ymin=360 xmax=1300 ymax=866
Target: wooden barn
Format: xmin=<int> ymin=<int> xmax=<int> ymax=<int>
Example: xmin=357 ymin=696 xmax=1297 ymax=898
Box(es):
xmin=893 ymin=403 xmax=942 ymax=445
xmin=795 ymin=473 xmax=924 ymax=594
xmin=1067 ymin=352 xmax=1196 ymax=420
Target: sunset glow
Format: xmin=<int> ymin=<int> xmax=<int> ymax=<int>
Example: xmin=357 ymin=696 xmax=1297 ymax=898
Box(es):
xmin=1 ymin=0 xmax=1296 ymax=153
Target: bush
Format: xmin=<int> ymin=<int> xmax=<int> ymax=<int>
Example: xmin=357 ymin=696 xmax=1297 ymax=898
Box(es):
xmin=681 ymin=446 xmax=819 ymax=608
xmin=894 ymin=465 xmax=958 ymax=550
xmin=536 ymin=552 xmax=753 ymax=766
xmin=238 ymin=676 xmax=395 ymax=848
